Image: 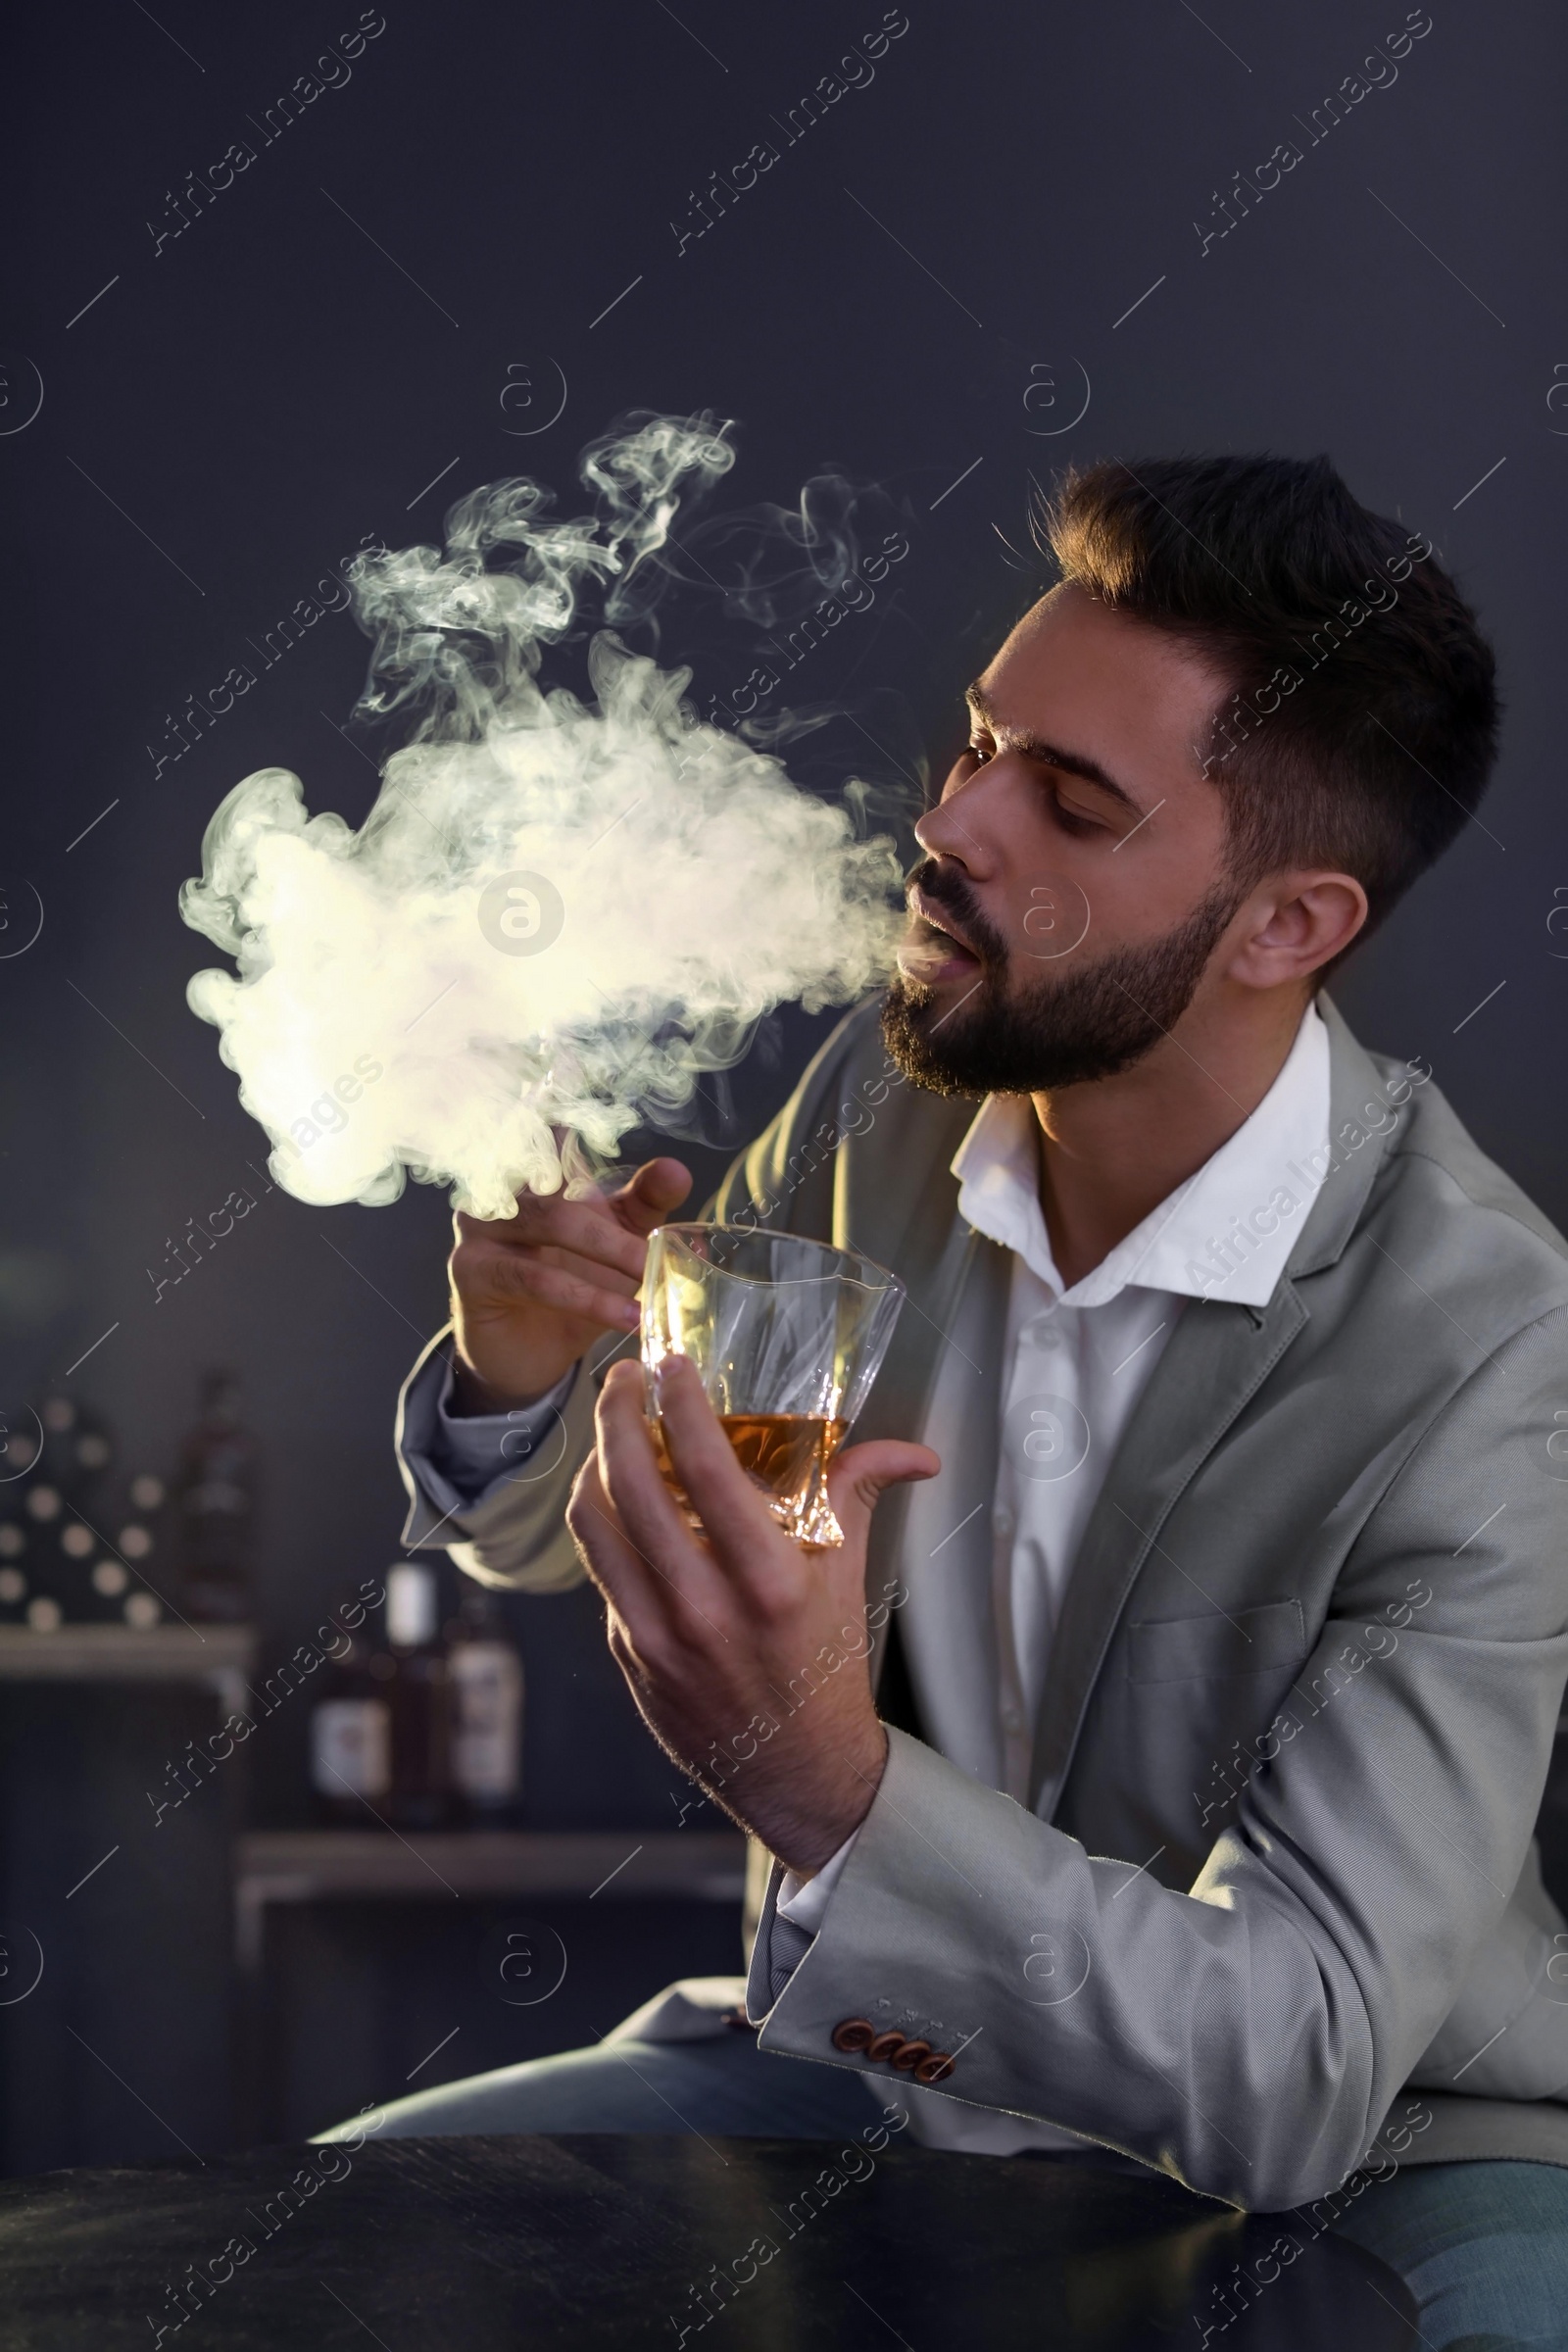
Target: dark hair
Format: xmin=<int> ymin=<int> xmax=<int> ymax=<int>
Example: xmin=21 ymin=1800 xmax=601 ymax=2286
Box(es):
xmin=1036 ymin=455 xmax=1499 ymax=953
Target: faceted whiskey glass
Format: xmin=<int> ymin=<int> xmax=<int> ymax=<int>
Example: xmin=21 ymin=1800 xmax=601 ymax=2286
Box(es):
xmin=640 ymin=1224 xmax=906 ymax=1546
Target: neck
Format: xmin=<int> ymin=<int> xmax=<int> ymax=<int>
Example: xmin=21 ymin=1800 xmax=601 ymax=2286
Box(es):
xmin=1031 ymin=987 xmax=1314 ymax=1291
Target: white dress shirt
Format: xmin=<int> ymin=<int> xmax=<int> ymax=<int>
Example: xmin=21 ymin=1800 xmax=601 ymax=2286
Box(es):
xmin=777 ymin=1001 xmax=1333 ymax=2153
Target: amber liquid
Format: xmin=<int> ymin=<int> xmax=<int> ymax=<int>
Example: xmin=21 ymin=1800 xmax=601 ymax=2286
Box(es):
xmin=653 ymin=1413 xmax=847 ymax=1541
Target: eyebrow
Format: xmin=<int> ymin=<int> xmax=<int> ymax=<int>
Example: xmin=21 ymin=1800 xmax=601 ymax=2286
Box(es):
xmin=965 ymin=681 xmax=1145 ymax=817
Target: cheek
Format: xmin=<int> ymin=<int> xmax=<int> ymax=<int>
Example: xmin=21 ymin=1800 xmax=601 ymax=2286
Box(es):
xmin=1005 ymin=851 xmax=1096 ymax=969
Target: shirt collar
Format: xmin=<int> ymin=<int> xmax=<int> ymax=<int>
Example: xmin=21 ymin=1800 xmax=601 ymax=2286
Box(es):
xmin=951 ymin=1002 xmax=1333 ymax=1309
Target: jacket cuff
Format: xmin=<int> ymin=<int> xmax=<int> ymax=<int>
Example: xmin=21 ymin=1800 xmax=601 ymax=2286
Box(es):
xmin=393 ymin=1325 xmax=603 ymax=1592
xmin=751 ymin=1728 xmax=1093 ymax=2132
xmin=403 ymin=1340 xmax=576 ymax=1525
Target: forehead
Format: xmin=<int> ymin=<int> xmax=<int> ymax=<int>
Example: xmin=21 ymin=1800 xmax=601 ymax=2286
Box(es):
xmin=976 ymin=585 xmax=1230 ymax=780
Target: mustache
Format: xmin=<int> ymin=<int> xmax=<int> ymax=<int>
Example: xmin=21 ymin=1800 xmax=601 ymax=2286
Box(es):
xmin=906 ymin=859 xmax=1010 ymax=966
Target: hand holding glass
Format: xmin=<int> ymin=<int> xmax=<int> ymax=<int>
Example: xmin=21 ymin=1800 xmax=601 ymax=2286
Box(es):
xmin=640 ymin=1225 xmax=905 ymax=1545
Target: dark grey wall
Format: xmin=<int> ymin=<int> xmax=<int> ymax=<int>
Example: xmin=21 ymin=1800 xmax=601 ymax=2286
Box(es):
xmin=2 ymin=0 xmax=1564 ymax=2143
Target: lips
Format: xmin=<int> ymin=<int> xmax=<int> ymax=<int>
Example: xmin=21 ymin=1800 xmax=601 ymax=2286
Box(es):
xmin=897 ymin=886 xmax=983 ymax=983
xmin=907 ymin=886 xmax=979 ymax=957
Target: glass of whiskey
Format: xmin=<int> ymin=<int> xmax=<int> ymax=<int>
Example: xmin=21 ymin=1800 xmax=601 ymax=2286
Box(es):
xmin=641 ymin=1224 xmax=905 ymax=1546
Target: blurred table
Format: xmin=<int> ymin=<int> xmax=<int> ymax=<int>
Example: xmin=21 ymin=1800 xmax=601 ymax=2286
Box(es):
xmin=232 ymin=1828 xmax=748 ymax=1972
xmin=0 ymin=2132 xmax=1415 ymax=2348
xmin=231 ymin=1832 xmax=749 ymax=2142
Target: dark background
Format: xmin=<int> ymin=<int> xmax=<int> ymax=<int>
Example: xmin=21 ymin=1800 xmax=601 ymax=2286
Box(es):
xmin=1 ymin=0 xmax=1563 ymax=2163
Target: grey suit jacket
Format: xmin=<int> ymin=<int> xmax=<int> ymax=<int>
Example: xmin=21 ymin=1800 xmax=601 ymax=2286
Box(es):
xmin=398 ymin=992 xmax=1568 ymax=2209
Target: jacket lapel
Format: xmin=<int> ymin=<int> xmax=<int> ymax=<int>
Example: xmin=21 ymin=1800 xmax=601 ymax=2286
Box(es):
xmin=838 ymin=1081 xmax=976 ymax=1443
xmin=1027 ymin=991 xmax=1406 ymax=1817
xmin=862 ymin=1218 xmax=1013 ymax=1716
xmin=1028 ymin=1282 xmax=1307 ymax=1817
xmin=835 ymin=1088 xmax=1014 ymax=1675
xmin=855 ymin=1184 xmax=1005 ymax=1621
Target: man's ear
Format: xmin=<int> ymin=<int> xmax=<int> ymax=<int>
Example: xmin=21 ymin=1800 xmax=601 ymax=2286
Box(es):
xmin=1224 ymin=872 xmax=1368 ymax=989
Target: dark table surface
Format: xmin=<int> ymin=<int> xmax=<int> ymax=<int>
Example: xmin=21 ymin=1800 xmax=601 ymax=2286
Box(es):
xmin=0 ymin=2132 xmax=1416 ymax=2349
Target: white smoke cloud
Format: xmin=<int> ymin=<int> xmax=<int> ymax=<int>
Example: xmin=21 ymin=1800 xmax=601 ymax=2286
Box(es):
xmin=179 ymin=415 xmax=904 ymax=1220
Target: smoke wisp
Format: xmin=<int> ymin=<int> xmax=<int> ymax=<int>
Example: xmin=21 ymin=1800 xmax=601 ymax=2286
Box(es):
xmin=180 ymin=415 xmax=905 ymax=1219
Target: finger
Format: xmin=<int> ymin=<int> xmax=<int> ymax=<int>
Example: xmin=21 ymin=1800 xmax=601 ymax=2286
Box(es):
xmin=592 ymin=1364 xmax=735 ymax=1632
xmin=824 ymin=1440 xmax=941 ymax=1553
xmin=523 ymin=1242 xmax=640 ymax=1301
xmin=647 ymin=1353 xmax=801 ymax=1603
xmin=567 ymin=1455 xmax=732 ymax=1671
xmin=457 ymin=1197 xmax=650 ymax=1286
xmin=564 ymin=1451 xmax=668 ymax=1642
xmin=463 ymin=1244 xmax=641 ymax=1335
xmin=460 ymin=1237 xmax=640 ymax=1304
xmin=611 ymin=1157 xmax=693 ymax=1238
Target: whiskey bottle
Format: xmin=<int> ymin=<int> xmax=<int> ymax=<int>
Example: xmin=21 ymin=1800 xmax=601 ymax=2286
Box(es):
xmin=310 ymin=1635 xmax=392 ymax=1821
xmin=446 ymin=1591 xmax=524 ymax=1823
xmin=372 ymin=1564 xmax=454 ymax=1829
xmin=174 ymin=1372 xmax=255 ymax=1624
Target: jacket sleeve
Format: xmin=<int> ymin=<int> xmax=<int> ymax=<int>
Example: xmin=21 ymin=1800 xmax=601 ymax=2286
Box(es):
xmin=390 ymin=1002 xmax=884 ymax=1593
xmin=394 ymin=1324 xmax=605 ymax=1593
xmin=747 ymin=1302 xmax=1568 ymax=2210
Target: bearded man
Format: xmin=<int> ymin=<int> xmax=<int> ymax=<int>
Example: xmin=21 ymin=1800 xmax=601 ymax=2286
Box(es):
xmin=318 ymin=455 xmax=1568 ymax=2346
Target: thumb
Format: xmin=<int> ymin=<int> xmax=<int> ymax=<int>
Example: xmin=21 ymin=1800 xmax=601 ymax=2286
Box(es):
xmin=825 ymin=1440 xmax=941 ymax=1548
xmin=612 ymin=1156 xmax=694 ymax=1238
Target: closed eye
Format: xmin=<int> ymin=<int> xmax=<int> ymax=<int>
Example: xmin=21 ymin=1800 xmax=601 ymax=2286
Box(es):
xmin=959 ymin=732 xmax=1115 ymax=837
xmin=1047 ymin=786 xmax=1105 ymax=837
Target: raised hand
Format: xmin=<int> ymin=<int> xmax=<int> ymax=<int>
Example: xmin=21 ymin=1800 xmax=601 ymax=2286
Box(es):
xmin=448 ymin=1156 xmax=692 ymax=1411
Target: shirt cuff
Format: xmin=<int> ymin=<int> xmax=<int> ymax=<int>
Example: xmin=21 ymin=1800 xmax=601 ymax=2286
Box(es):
xmin=776 ymin=1828 xmax=860 ymax=1937
xmin=403 ymin=1347 xmax=577 ymax=1523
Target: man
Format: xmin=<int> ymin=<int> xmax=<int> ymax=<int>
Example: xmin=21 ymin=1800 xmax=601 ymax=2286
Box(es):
xmin=321 ymin=456 xmax=1568 ymax=2343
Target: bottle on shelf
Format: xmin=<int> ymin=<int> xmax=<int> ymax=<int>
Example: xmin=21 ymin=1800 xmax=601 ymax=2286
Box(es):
xmin=174 ymin=1372 xmax=256 ymax=1624
xmin=0 ymin=1499 xmax=32 ymax=1626
xmin=34 ymin=1393 xmax=115 ymax=1498
xmin=51 ymin=1510 xmax=101 ymax=1624
xmin=310 ymin=1632 xmax=392 ymax=1822
xmin=0 ymin=1515 xmax=41 ymax=1628
xmin=16 ymin=1481 xmax=69 ymax=1631
xmin=0 ymin=1409 xmax=39 ymax=1486
xmin=0 ymin=1389 xmax=121 ymax=1631
xmin=0 ymin=1405 xmax=34 ymax=1624
xmin=445 ymin=1589 xmax=524 ymax=1824
xmin=13 ymin=1440 xmax=74 ymax=1632
xmin=107 ymin=1471 xmax=169 ymax=1630
xmin=370 ymin=1563 xmax=454 ymax=1830
xmin=0 ymin=1511 xmax=27 ymax=1623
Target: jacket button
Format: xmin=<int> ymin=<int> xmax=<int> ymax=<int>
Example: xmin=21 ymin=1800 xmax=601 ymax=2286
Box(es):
xmin=831 ymin=2018 xmax=876 ymax=2054
xmin=914 ymin=2050 xmax=956 ymax=2084
xmin=890 ymin=2038 xmax=931 ymax=2074
xmin=867 ymin=2031 xmax=906 ymax=2064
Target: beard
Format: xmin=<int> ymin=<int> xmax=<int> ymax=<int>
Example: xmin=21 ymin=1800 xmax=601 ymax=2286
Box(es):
xmin=882 ymin=861 xmax=1246 ymax=1098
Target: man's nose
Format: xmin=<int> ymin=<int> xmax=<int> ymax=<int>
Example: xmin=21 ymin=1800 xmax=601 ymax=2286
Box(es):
xmin=915 ymin=787 xmax=997 ymax=876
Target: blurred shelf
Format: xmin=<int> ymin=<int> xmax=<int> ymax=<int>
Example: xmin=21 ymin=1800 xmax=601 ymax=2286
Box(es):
xmin=0 ymin=1624 xmax=255 ymax=1714
xmin=233 ymin=1829 xmax=748 ymax=1974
